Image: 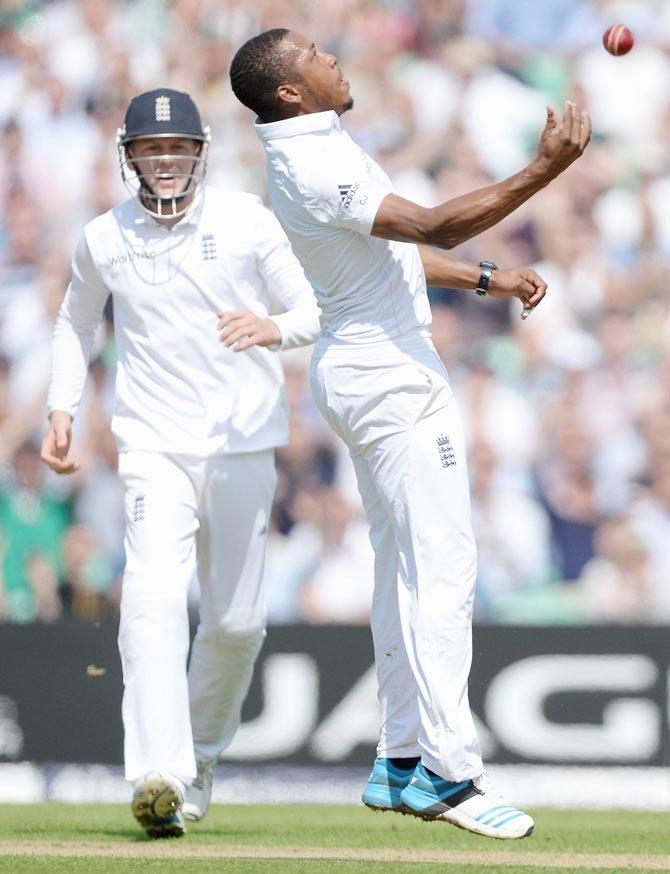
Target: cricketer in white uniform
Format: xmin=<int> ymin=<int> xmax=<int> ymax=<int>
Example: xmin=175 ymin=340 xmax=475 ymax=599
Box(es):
xmin=230 ymin=29 xmax=591 ymax=840
xmin=41 ymin=89 xmax=321 ymax=837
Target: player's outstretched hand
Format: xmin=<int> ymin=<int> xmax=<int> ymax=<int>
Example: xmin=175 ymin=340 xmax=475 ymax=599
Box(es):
xmin=40 ymin=410 xmax=79 ymax=475
xmin=535 ymin=100 xmax=591 ymax=178
xmin=216 ymin=309 xmax=283 ymax=351
xmin=487 ymin=267 xmax=547 ymax=319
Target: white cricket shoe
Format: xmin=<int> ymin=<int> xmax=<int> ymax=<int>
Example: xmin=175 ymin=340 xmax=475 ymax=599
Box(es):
xmin=399 ymin=764 xmax=534 ymax=840
xmin=183 ymin=759 xmax=215 ymax=822
xmin=131 ymin=772 xmax=186 ymax=838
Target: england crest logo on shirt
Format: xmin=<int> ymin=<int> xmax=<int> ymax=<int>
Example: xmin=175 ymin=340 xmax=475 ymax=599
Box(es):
xmin=155 ymin=96 xmax=171 ymax=121
xmin=133 ymin=494 xmax=145 ymax=522
xmin=201 ymin=233 xmax=217 ymax=261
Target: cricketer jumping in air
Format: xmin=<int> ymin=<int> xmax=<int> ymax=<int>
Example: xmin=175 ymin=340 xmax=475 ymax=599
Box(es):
xmin=229 ymin=29 xmax=590 ymax=840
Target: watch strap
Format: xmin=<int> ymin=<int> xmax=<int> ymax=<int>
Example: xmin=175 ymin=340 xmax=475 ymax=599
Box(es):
xmin=475 ymin=260 xmax=498 ymax=296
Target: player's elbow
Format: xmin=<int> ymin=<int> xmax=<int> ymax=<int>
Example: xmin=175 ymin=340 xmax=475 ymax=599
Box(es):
xmin=420 ymin=208 xmax=463 ymax=249
xmin=374 ymin=199 xmax=464 ymax=248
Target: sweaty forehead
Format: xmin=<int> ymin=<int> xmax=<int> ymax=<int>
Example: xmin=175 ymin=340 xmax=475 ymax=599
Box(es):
xmin=282 ymin=31 xmax=312 ymax=62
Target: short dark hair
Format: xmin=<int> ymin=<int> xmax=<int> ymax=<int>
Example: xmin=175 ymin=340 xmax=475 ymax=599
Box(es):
xmin=230 ymin=28 xmax=297 ymax=119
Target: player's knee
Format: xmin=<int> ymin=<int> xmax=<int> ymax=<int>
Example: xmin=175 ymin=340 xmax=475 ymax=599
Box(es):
xmin=194 ymin=622 xmax=266 ymax=652
xmin=463 ymin=538 xmax=478 ymax=586
xmin=455 ymin=538 xmax=478 ymax=603
xmin=118 ymin=591 xmax=190 ymax=660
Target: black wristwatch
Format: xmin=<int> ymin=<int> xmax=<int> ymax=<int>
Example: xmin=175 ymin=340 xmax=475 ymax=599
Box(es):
xmin=475 ymin=260 xmax=498 ymax=296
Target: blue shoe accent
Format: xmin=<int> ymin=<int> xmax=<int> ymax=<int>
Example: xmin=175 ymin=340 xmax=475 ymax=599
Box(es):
xmin=144 ymin=811 xmax=185 ymax=839
xmin=362 ymin=757 xmax=415 ymax=811
xmin=490 ymin=810 xmax=526 ymax=829
xmin=476 ymin=804 xmax=515 ymax=823
xmin=399 ymin=761 xmax=472 ymax=816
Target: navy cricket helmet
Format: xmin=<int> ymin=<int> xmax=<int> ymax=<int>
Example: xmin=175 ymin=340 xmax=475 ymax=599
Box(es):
xmin=118 ymin=88 xmax=207 ymax=145
xmin=116 ymin=88 xmax=211 ymax=219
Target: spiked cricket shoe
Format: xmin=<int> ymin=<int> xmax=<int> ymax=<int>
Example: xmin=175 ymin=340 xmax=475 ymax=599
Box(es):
xmin=131 ymin=772 xmax=186 ymax=838
xmin=399 ymin=764 xmax=534 ymax=840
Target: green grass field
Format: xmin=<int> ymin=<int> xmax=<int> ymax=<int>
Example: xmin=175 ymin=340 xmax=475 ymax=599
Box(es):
xmin=1 ymin=804 xmax=669 ymax=874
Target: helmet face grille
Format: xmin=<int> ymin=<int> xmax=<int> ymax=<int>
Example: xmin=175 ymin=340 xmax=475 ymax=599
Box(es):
xmin=117 ymin=142 xmax=210 ymax=220
xmin=120 ymin=88 xmax=205 ymax=144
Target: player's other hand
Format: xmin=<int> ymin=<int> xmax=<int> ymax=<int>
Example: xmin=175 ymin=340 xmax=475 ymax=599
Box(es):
xmin=40 ymin=410 xmax=79 ymax=475
xmin=216 ymin=309 xmax=283 ymax=351
xmin=487 ymin=266 xmax=547 ymax=319
xmin=535 ymin=100 xmax=591 ymax=178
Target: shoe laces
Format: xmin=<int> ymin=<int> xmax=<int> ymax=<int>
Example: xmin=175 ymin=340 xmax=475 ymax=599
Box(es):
xmin=472 ymin=771 xmax=503 ymax=800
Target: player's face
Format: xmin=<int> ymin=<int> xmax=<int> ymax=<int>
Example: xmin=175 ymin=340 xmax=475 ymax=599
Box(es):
xmin=284 ymin=32 xmax=353 ymax=116
xmin=126 ymin=137 xmax=201 ymax=199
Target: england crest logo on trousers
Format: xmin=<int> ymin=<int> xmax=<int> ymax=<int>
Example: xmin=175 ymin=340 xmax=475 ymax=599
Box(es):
xmin=436 ymin=434 xmax=456 ymax=469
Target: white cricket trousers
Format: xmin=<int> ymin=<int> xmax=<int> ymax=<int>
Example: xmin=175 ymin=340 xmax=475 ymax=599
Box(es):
xmin=117 ymin=449 xmax=276 ymax=786
xmin=310 ymin=335 xmax=483 ymax=782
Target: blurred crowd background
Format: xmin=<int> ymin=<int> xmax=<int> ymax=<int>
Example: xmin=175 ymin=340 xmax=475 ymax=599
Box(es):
xmin=0 ymin=0 xmax=669 ymax=627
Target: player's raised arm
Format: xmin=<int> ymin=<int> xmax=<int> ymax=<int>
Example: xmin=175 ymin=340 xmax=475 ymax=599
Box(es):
xmin=372 ymin=101 xmax=591 ymax=249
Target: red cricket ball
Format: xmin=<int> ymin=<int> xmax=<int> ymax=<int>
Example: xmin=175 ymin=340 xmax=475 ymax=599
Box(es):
xmin=602 ymin=24 xmax=634 ymax=56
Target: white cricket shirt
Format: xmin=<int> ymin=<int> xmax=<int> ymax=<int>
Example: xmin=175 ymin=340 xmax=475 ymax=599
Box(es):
xmin=255 ymin=111 xmax=431 ymax=347
xmin=48 ymin=186 xmax=321 ymax=455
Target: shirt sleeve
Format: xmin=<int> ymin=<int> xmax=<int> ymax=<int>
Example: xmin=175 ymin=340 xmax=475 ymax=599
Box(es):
xmin=302 ymin=143 xmax=393 ymax=235
xmin=253 ymin=205 xmax=322 ymax=351
xmin=47 ymin=231 xmax=110 ymax=418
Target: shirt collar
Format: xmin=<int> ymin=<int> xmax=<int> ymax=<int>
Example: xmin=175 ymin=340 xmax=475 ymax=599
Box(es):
xmin=255 ymin=110 xmax=341 ymax=142
xmin=133 ymin=186 xmax=205 ymax=228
